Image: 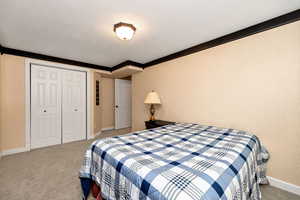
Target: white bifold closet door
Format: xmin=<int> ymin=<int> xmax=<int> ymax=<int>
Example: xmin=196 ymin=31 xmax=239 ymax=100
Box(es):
xmin=31 ymin=64 xmax=86 ymax=149
xmin=62 ymin=70 xmax=86 ymax=143
xmin=31 ymin=65 xmax=63 ymax=149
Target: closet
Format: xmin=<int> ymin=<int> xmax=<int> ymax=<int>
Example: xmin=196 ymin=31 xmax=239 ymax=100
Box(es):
xmin=30 ymin=64 xmax=86 ymax=149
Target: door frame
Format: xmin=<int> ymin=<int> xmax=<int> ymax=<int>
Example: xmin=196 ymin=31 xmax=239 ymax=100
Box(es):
xmin=25 ymin=58 xmax=93 ymax=151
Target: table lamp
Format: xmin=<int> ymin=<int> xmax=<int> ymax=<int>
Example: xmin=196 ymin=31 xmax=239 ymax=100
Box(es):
xmin=144 ymin=91 xmax=161 ymax=121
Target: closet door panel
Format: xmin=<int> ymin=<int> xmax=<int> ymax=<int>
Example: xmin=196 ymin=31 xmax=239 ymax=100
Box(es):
xmin=62 ymin=70 xmax=86 ymax=143
xmin=31 ymin=65 xmax=62 ymax=149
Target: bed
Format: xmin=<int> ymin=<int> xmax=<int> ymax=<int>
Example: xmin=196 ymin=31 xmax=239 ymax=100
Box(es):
xmin=79 ymin=123 xmax=269 ymax=200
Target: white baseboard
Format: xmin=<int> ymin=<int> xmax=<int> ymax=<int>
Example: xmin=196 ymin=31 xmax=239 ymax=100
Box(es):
xmin=88 ymin=127 xmax=114 ymax=140
xmin=102 ymin=126 xmax=115 ymax=131
xmin=268 ymin=176 xmax=300 ymax=196
xmin=1 ymin=147 xmax=30 ymax=156
xmin=87 ymin=132 xmax=100 ymax=140
xmin=95 ymin=131 xmax=102 ymax=137
xmin=87 ymin=134 xmax=94 ymax=140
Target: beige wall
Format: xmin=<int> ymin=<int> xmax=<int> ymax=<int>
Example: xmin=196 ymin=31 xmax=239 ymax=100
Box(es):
xmin=132 ymin=21 xmax=300 ymax=186
xmin=0 ymin=55 xmax=26 ymax=150
xmin=102 ymin=78 xmax=115 ymax=128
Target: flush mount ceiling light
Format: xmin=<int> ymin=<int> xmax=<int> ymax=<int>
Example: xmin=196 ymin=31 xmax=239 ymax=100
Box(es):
xmin=113 ymin=22 xmax=136 ymax=40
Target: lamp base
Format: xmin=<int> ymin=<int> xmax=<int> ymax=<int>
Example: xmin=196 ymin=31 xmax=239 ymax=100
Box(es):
xmin=150 ymin=115 xmax=155 ymax=121
xmin=149 ymin=104 xmax=155 ymax=121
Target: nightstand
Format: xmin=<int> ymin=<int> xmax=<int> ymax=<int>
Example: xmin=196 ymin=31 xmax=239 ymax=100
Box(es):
xmin=145 ymin=120 xmax=175 ymax=129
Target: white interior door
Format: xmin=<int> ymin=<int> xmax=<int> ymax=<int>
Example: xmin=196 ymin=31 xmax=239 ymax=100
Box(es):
xmin=62 ymin=70 xmax=86 ymax=143
xmin=31 ymin=64 xmax=62 ymax=149
xmin=115 ymin=79 xmax=132 ymax=129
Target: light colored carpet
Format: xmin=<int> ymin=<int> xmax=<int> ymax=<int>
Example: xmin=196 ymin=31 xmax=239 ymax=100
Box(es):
xmin=0 ymin=128 xmax=299 ymax=200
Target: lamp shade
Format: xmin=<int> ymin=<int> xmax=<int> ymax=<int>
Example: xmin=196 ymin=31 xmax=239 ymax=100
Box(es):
xmin=144 ymin=91 xmax=161 ymax=104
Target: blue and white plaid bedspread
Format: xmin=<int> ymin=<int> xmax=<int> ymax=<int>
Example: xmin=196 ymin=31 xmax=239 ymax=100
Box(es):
xmin=79 ymin=123 xmax=269 ymax=200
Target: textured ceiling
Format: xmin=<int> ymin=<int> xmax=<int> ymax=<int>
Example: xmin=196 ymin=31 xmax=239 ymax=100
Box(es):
xmin=0 ymin=0 xmax=299 ymax=68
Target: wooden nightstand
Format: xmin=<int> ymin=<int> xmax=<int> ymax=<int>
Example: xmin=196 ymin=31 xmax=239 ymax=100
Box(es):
xmin=145 ymin=120 xmax=175 ymax=129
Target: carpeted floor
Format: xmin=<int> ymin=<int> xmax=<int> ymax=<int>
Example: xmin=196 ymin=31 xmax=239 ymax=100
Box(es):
xmin=0 ymin=128 xmax=299 ymax=200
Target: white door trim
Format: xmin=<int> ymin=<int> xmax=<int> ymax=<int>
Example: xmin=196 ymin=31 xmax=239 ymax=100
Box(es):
xmin=25 ymin=58 xmax=93 ymax=150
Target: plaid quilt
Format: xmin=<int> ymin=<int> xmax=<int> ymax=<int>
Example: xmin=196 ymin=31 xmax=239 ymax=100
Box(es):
xmin=79 ymin=123 xmax=269 ymax=200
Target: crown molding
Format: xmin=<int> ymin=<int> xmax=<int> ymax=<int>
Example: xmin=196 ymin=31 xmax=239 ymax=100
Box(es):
xmin=0 ymin=44 xmax=3 ymax=54
xmin=112 ymin=9 xmax=300 ymax=69
xmin=111 ymin=60 xmax=144 ymax=71
xmin=1 ymin=9 xmax=299 ymax=72
xmin=0 ymin=46 xmax=111 ymax=71
xmin=143 ymin=8 xmax=300 ymax=68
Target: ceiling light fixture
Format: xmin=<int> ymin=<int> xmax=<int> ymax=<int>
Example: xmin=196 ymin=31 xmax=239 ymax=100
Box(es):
xmin=113 ymin=22 xmax=136 ymax=40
